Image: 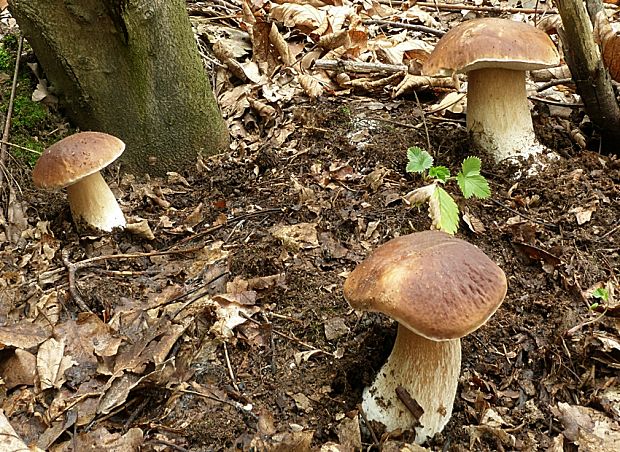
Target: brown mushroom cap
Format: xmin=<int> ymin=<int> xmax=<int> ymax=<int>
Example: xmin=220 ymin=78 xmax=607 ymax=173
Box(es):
xmin=423 ymin=18 xmax=560 ymax=77
xmin=343 ymin=230 xmax=507 ymax=340
xmin=32 ymin=132 xmax=126 ymax=190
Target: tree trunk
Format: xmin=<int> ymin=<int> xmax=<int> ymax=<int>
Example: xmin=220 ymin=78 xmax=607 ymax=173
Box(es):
xmin=8 ymin=0 xmax=229 ymax=175
xmin=555 ymin=0 xmax=620 ymax=154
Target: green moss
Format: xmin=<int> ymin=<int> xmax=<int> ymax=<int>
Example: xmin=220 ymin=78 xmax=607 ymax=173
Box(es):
xmin=11 ymin=96 xmax=48 ymax=129
xmin=10 ymin=134 xmax=44 ymax=167
xmin=0 ymin=46 xmax=12 ymax=71
xmin=2 ymin=34 xmax=18 ymax=52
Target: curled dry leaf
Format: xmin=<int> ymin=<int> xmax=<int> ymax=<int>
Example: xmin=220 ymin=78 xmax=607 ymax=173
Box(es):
xmin=270 ymin=3 xmax=326 ymax=32
xmin=269 ymin=23 xmax=295 ymax=66
xmin=593 ymin=10 xmax=620 ymax=82
xmin=249 ymin=98 xmax=278 ymax=120
xmin=299 ymin=74 xmax=324 ymax=98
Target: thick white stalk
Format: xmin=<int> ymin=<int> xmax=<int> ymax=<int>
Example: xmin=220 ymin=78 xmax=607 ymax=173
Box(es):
xmin=467 ymin=68 xmax=543 ymax=163
xmin=66 ymin=172 xmax=126 ymax=232
xmin=362 ymin=324 xmax=461 ymax=444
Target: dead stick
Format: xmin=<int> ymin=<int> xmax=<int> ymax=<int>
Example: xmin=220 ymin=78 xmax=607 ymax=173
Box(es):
xmin=314 ymin=58 xmax=407 ymax=74
xmin=415 ymin=1 xmax=558 ymax=14
xmin=223 ymin=341 xmax=240 ymax=392
xmin=0 ymin=35 xmax=23 ymax=189
xmin=62 ymin=245 xmax=204 ymax=311
xmin=362 ymin=19 xmax=445 ymax=37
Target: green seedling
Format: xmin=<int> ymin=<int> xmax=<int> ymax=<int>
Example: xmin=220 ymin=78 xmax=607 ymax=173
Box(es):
xmin=405 ymin=146 xmax=490 ymax=234
xmin=589 ymin=287 xmax=609 ymax=310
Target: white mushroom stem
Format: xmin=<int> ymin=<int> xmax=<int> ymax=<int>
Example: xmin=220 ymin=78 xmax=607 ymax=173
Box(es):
xmin=66 ymin=172 xmax=126 ymax=232
xmin=467 ymin=68 xmax=544 ymax=163
xmin=362 ymin=324 xmax=461 ymax=444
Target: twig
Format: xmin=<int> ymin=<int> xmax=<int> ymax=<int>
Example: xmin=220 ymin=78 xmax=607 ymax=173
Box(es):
xmin=0 ymin=35 xmax=23 ymax=189
xmin=241 ymin=311 xmax=334 ymax=357
xmin=565 ymin=309 xmax=608 ymax=337
xmin=489 ymin=198 xmax=559 ymax=229
xmin=223 ymin=341 xmax=240 ymax=392
xmin=536 ymin=78 xmax=575 ymax=92
xmin=362 ymin=19 xmax=445 ymax=37
xmin=359 ymin=404 xmax=380 ymax=446
xmin=528 ymin=95 xmax=583 ymax=108
xmin=0 ymin=139 xmax=42 ymax=153
xmin=314 ymin=58 xmax=407 ymax=75
xmin=62 ymin=250 xmax=92 ymax=313
xmin=596 ymin=220 xmax=620 ymax=242
xmin=61 ymin=245 xmax=205 ymax=311
xmin=402 ymin=1 xmax=561 ymax=14
xmin=414 ymin=91 xmax=431 ymax=151
xmin=146 ymin=440 xmax=189 ymax=452
xmin=178 ymin=388 xmax=258 ymax=421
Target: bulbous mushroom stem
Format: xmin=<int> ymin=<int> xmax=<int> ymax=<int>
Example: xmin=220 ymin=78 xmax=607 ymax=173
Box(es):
xmin=362 ymin=324 xmax=461 ymax=444
xmin=66 ymin=172 xmax=126 ymax=232
xmin=467 ymin=68 xmax=544 ymax=163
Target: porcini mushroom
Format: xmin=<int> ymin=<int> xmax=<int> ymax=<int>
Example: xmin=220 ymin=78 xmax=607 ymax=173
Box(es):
xmin=344 ymin=230 xmax=506 ymax=444
xmin=423 ymin=18 xmax=560 ymax=163
xmin=32 ymin=132 xmax=126 ymax=232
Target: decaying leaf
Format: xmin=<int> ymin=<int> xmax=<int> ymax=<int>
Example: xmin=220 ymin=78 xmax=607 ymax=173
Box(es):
xmin=270 ymin=222 xmax=319 ymax=251
xmin=37 ymin=337 xmax=76 ymax=390
xmin=0 ymin=409 xmax=44 ymax=452
xmin=270 ymin=3 xmax=326 ymax=32
xmin=594 ymin=10 xmax=620 ymax=82
xmin=554 ymin=402 xmax=620 ymax=451
xmin=0 ymin=349 xmax=37 ymax=389
xmin=299 ymin=74 xmax=324 ymax=98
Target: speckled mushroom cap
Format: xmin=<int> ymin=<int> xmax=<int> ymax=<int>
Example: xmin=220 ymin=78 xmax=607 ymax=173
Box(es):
xmin=32 ymin=132 xmax=125 ymax=189
xmin=423 ymin=18 xmax=560 ymax=77
xmin=343 ymin=230 xmax=507 ymax=340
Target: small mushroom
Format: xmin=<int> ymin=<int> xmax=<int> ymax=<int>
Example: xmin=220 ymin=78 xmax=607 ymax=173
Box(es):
xmin=32 ymin=132 xmax=126 ymax=232
xmin=344 ymin=230 xmax=507 ymax=444
xmin=423 ymin=18 xmax=560 ymax=163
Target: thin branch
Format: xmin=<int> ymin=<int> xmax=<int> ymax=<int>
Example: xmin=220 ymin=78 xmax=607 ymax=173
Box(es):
xmin=314 ymin=58 xmax=407 ymax=75
xmin=0 ymin=35 xmax=24 ymax=189
xmin=362 ymin=19 xmax=445 ymax=37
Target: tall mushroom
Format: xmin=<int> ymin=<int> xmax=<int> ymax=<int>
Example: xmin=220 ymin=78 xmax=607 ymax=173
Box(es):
xmin=423 ymin=18 xmax=560 ymax=163
xmin=32 ymin=132 xmax=126 ymax=232
xmin=344 ymin=230 xmax=507 ymax=444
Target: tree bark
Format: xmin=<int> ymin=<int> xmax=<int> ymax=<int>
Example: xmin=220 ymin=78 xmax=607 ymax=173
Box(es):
xmin=9 ymin=0 xmax=229 ymax=175
xmin=555 ymin=0 xmax=620 ymax=153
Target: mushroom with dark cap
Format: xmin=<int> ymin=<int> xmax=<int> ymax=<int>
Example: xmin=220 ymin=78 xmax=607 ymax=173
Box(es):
xmin=423 ymin=18 xmax=560 ymax=163
xmin=344 ymin=230 xmax=507 ymax=444
xmin=32 ymin=132 xmax=126 ymax=232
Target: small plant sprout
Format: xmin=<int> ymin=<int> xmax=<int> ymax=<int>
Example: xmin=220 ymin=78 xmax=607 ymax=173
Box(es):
xmin=405 ymin=147 xmax=490 ymax=234
xmin=592 ymin=287 xmax=609 ymax=302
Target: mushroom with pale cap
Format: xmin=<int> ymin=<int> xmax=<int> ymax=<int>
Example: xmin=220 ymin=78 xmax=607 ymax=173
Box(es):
xmin=32 ymin=131 xmax=127 ymax=232
xmin=344 ymin=230 xmax=507 ymax=444
xmin=423 ymin=18 xmax=560 ymax=163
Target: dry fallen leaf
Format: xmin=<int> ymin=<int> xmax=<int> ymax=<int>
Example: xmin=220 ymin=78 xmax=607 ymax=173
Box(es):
xmin=37 ymin=337 xmax=76 ymax=390
xmin=0 ymin=409 xmax=44 ymax=452
xmin=270 ymin=222 xmax=319 ymax=251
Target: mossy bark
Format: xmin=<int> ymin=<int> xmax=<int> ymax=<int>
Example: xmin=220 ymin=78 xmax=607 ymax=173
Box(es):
xmin=9 ymin=0 xmax=229 ymax=175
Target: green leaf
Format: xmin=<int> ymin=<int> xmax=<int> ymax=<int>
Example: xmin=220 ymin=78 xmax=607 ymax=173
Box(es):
xmin=457 ymin=173 xmax=491 ymax=199
xmin=460 ymin=156 xmax=482 ymax=176
xmin=428 ymin=166 xmax=450 ymax=182
xmin=429 ymin=185 xmax=459 ymax=234
xmin=406 ymin=147 xmax=433 ymax=174
xmin=591 ymin=287 xmax=609 ymax=302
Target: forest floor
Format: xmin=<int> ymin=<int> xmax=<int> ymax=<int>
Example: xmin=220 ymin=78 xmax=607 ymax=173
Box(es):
xmin=0 ymin=1 xmax=619 ymax=451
